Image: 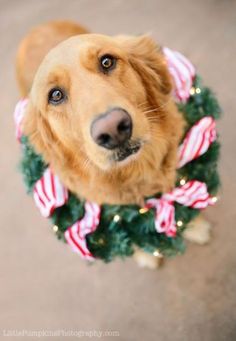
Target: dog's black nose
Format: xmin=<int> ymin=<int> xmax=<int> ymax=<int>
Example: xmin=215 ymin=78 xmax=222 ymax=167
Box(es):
xmin=90 ymin=108 xmax=132 ymax=149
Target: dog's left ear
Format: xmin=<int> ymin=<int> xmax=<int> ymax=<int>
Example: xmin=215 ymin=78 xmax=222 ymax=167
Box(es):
xmin=116 ymin=35 xmax=172 ymax=97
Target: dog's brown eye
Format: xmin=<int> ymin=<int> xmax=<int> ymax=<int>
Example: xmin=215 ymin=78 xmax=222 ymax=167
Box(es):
xmin=100 ymin=54 xmax=116 ymax=72
xmin=48 ymin=88 xmax=65 ymax=105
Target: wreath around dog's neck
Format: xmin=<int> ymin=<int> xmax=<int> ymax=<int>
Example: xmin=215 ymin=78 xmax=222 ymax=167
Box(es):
xmin=15 ymin=48 xmax=221 ymax=262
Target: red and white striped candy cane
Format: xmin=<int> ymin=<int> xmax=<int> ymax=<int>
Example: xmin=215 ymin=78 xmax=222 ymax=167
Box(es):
xmin=178 ymin=116 xmax=217 ymax=168
xmin=163 ymin=47 xmax=195 ymax=102
xmin=64 ymin=201 xmax=101 ymax=260
xmin=33 ymin=167 xmax=68 ymax=218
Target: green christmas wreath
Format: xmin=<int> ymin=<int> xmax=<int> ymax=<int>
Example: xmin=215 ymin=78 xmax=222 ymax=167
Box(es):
xmin=17 ymin=75 xmax=221 ymax=262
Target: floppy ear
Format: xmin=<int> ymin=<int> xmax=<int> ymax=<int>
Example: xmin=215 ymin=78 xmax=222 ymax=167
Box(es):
xmin=23 ymin=100 xmax=77 ymax=167
xmin=116 ymin=35 xmax=172 ymax=102
xmin=23 ymin=100 xmax=56 ymax=162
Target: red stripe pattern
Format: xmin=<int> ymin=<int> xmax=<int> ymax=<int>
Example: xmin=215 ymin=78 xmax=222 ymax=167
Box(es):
xmin=146 ymin=198 xmax=176 ymax=237
xmin=146 ymin=180 xmax=215 ymax=237
xmin=178 ymin=117 xmax=217 ymax=168
xmin=13 ymin=98 xmax=28 ymax=140
xmin=163 ymin=181 xmax=215 ymax=209
xmin=163 ymin=47 xmax=195 ymax=102
xmin=33 ymin=168 xmax=68 ymax=217
xmin=64 ymin=202 xmax=101 ymax=260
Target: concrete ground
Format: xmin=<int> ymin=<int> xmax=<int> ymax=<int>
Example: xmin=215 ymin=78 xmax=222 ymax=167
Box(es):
xmin=1 ymin=0 xmax=236 ymax=340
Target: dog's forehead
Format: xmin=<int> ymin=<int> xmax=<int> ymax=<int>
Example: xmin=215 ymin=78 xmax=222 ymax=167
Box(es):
xmin=32 ymin=33 xmax=125 ymax=93
xmin=45 ymin=34 xmax=121 ymax=64
xmin=35 ymin=34 xmax=124 ymax=82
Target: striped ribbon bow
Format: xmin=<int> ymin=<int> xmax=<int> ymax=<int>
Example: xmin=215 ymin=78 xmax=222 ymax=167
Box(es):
xmin=13 ymin=98 xmax=28 ymax=140
xmin=33 ymin=168 xmax=68 ymax=218
xmin=146 ymin=181 xmax=215 ymax=237
xmin=163 ymin=47 xmax=195 ymax=102
xmin=64 ymin=202 xmax=101 ymax=260
xmin=178 ymin=116 xmax=216 ymax=168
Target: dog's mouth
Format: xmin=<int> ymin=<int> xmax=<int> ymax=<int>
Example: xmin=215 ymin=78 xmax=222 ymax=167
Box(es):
xmin=112 ymin=140 xmax=142 ymax=162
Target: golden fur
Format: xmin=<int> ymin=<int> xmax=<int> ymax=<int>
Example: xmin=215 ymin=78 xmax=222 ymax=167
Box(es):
xmin=16 ymin=20 xmax=87 ymax=97
xmin=16 ymin=21 xmax=184 ymax=206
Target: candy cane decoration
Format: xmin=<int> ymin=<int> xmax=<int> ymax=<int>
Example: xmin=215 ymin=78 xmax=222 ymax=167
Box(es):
xmin=13 ymin=98 xmax=28 ymax=140
xmin=163 ymin=47 xmax=195 ymax=102
xmin=146 ymin=180 xmax=215 ymax=237
xmin=178 ymin=116 xmax=217 ymax=168
xmin=64 ymin=202 xmax=101 ymax=260
xmin=33 ymin=167 xmax=68 ymax=218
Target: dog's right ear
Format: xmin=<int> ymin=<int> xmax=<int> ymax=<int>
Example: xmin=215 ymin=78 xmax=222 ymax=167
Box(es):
xmin=23 ymin=100 xmax=55 ymax=162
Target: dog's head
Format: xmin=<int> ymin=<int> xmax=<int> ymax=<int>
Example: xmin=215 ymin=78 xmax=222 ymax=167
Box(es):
xmin=24 ymin=34 xmax=176 ymax=174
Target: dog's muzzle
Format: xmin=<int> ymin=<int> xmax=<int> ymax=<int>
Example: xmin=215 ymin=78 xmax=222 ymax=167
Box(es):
xmin=112 ymin=140 xmax=141 ymax=162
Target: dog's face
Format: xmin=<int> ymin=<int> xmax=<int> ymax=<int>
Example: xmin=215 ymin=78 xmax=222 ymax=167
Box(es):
xmin=25 ymin=34 xmax=174 ymax=173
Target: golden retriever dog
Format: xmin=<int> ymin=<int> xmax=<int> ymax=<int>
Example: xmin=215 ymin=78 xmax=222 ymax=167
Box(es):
xmin=16 ymin=21 xmax=211 ymax=268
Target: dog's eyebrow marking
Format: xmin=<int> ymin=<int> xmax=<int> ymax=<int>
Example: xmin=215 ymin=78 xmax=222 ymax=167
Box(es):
xmin=47 ymin=67 xmax=71 ymax=88
xmin=79 ymin=46 xmax=100 ymax=72
xmin=48 ymin=66 xmax=70 ymax=84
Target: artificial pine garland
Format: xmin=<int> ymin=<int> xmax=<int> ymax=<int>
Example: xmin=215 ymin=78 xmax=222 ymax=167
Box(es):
xmin=18 ymin=75 xmax=221 ymax=262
